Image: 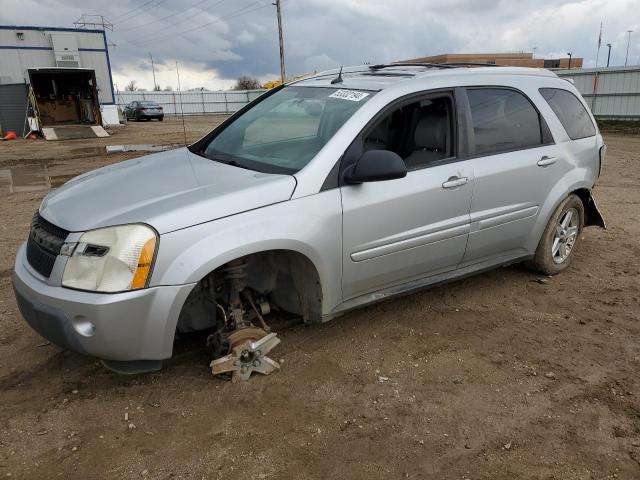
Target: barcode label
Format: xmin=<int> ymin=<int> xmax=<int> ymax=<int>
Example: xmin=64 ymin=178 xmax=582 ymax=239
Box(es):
xmin=328 ymin=90 xmax=369 ymax=102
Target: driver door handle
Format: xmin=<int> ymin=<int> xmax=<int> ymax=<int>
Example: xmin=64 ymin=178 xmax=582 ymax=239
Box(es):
xmin=442 ymin=176 xmax=468 ymax=189
xmin=537 ymin=155 xmax=557 ymax=167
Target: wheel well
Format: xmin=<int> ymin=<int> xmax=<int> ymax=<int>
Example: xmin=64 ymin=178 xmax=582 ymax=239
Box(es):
xmin=571 ymin=187 xmax=604 ymax=228
xmin=572 ymin=188 xmax=590 ymax=212
xmin=176 ymin=250 xmax=323 ymax=333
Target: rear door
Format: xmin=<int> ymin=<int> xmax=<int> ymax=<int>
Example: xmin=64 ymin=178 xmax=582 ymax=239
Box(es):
xmin=460 ymin=87 xmax=565 ymax=266
xmin=340 ymin=91 xmax=475 ymax=299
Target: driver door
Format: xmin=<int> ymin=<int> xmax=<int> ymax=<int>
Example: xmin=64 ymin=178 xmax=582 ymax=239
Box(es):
xmin=340 ymin=91 xmax=474 ymax=299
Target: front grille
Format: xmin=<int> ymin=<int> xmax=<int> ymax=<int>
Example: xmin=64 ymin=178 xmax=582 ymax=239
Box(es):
xmin=26 ymin=212 xmax=69 ymax=278
xmin=35 ymin=213 xmax=69 ymax=240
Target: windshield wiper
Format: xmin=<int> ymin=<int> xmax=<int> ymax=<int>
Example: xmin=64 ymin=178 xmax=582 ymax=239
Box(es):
xmin=202 ymin=149 xmax=257 ymax=172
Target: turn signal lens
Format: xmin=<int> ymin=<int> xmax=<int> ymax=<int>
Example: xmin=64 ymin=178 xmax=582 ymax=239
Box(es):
xmin=131 ymin=237 xmax=156 ymax=289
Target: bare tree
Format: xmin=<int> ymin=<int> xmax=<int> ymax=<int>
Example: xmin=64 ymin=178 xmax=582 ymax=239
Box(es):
xmin=125 ymin=80 xmax=137 ymax=91
xmin=233 ymin=76 xmax=261 ymax=90
xmin=153 ymin=84 xmax=161 ymax=91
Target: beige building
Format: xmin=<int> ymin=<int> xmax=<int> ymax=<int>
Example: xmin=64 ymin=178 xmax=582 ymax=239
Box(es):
xmin=398 ymin=52 xmax=583 ymax=69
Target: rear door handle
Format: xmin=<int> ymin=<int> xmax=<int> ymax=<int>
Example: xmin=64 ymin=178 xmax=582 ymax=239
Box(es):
xmin=442 ymin=176 xmax=468 ymax=189
xmin=537 ymin=156 xmax=557 ymax=167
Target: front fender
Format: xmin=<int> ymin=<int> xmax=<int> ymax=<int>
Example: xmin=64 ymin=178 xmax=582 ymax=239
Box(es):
xmin=149 ymin=190 xmax=343 ymax=315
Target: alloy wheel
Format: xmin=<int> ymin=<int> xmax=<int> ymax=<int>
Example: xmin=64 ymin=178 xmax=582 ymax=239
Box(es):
xmin=551 ymin=207 xmax=579 ymax=264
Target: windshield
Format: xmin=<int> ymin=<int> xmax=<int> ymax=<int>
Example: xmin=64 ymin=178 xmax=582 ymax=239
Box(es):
xmin=199 ymin=86 xmax=375 ymax=174
xmin=139 ymin=101 xmax=159 ymax=107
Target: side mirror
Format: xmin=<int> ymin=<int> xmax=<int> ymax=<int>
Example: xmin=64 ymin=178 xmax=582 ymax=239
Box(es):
xmin=344 ymin=150 xmax=407 ymax=184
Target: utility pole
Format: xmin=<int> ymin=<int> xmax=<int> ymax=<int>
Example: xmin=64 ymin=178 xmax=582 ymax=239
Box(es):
xmin=595 ymin=21 xmax=603 ymax=68
xmin=606 ymin=43 xmax=612 ymax=67
xmin=149 ymin=52 xmax=158 ymax=90
xmin=273 ymin=0 xmax=286 ymax=83
xmin=625 ymin=30 xmax=633 ymax=67
xmin=566 ymin=52 xmax=573 ymax=69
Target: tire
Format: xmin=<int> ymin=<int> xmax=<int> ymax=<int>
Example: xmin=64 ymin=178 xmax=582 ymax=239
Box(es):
xmin=158 ymin=117 xmax=164 ymax=121
xmin=527 ymin=194 xmax=584 ymax=275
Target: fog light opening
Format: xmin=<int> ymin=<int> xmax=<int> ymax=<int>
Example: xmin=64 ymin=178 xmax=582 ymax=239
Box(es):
xmin=72 ymin=316 xmax=95 ymax=337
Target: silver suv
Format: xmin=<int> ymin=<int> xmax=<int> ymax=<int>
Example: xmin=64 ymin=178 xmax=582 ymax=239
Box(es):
xmin=12 ymin=64 xmax=606 ymax=378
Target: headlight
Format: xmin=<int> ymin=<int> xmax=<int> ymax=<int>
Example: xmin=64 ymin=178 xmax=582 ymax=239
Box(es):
xmin=62 ymin=224 xmax=158 ymax=293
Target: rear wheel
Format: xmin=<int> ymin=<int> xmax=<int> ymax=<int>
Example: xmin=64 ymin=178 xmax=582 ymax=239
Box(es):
xmin=527 ymin=194 xmax=584 ymax=275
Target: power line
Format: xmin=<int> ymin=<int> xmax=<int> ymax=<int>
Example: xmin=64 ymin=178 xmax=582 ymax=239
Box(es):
xmin=112 ymin=0 xmax=169 ymax=25
xmin=110 ymin=0 xmax=157 ymax=23
xmin=132 ymin=2 xmax=268 ymax=46
xmin=116 ymin=0 xmax=227 ymax=32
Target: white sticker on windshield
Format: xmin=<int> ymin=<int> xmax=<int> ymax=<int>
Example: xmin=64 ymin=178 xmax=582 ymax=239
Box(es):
xmin=328 ymin=90 xmax=370 ymax=102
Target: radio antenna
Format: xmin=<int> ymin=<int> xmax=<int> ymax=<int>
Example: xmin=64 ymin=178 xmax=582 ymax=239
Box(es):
xmin=331 ymin=66 xmax=343 ymax=84
xmin=176 ymin=61 xmax=187 ymax=146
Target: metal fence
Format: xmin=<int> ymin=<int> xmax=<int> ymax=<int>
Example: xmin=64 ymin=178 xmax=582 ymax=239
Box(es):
xmin=556 ymin=66 xmax=640 ymax=120
xmin=115 ymin=89 xmax=266 ymax=115
xmin=116 ymin=68 xmax=640 ymax=120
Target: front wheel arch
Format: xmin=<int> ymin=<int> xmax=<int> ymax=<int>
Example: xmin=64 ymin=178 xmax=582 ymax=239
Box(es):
xmin=175 ymin=249 xmax=324 ymax=335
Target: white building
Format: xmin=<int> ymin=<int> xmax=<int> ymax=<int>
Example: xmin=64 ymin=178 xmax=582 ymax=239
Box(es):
xmin=0 ymin=25 xmax=118 ymax=137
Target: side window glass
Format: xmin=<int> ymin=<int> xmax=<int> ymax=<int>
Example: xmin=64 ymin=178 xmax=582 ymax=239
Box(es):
xmin=362 ymin=96 xmax=453 ymax=170
xmin=539 ymin=88 xmax=596 ymax=140
xmin=467 ymin=88 xmax=544 ymax=156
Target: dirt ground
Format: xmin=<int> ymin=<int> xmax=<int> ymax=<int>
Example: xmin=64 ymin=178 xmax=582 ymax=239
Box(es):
xmin=0 ymin=117 xmax=639 ymax=480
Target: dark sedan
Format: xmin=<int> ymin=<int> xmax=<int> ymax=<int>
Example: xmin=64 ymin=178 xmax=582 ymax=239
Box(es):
xmin=124 ymin=101 xmax=164 ymax=121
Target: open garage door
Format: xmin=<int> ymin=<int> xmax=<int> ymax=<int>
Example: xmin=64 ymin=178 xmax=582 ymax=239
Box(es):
xmin=27 ymin=68 xmax=108 ymax=140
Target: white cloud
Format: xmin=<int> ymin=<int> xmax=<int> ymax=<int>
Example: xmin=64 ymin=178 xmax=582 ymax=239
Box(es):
xmin=112 ymin=59 xmax=235 ymax=91
xmin=303 ymin=53 xmax=338 ymax=73
xmin=236 ymin=30 xmax=256 ymax=43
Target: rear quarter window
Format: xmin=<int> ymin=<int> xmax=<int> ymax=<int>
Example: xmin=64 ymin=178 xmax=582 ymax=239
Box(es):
xmin=539 ymin=88 xmax=596 ymax=140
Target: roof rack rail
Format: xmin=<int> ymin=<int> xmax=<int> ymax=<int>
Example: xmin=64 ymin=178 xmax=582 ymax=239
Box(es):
xmin=437 ymin=62 xmax=502 ymax=67
xmin=290 ymin=67 xmax=373 ymax=83
xmin=369 ymin=63 xmax=454 ymax=70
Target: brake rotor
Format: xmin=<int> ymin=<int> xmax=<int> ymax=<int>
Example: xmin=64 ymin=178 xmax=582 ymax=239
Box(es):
xmin=210 ymin=327 xmax=281 ymax=382
xmin=228 ymin=327 xmax=267 ymax=348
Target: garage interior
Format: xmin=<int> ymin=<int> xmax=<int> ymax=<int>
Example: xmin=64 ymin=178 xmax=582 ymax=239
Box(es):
xmin=29 ymin=68 xmax=102 ymax=126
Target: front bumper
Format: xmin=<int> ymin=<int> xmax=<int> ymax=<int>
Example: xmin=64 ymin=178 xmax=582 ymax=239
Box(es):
xmin=12 ymin=243 xmax=195 ymax=362
xmin=138 ymin=112 xmax=163 ymax=119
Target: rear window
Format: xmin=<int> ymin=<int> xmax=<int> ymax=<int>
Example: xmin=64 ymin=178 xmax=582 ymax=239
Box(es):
xmin=467 ymin=88 xmax=545 ymax=156
xmin=539 ymin=88 xmax=596 ymax=140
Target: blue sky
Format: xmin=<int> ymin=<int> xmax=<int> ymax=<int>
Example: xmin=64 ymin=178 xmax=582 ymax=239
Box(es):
xmin=2 ymin=0 xmax=638 ymax=90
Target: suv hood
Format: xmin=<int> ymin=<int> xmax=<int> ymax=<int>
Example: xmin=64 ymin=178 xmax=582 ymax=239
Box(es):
xmin=40 ymin=147 xmax=297 ymax=234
